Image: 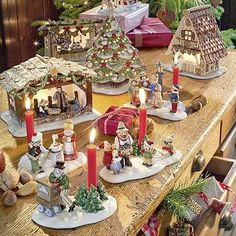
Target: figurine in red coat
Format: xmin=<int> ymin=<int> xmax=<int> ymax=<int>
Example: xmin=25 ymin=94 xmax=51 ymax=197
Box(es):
xmin=98 ymin=141 xmax=114 ymax=170
xmin=52 ymin=119 xmax=78 ymax=161
xmin=162 ymin=134 xmax=175 ymax=156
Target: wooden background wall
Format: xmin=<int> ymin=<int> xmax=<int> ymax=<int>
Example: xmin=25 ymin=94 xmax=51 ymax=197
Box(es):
xmin=0 ymin=0 xmax=58 ymax=71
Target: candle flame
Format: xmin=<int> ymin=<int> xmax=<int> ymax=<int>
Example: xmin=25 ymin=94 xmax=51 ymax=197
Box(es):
xmin=25 ymin=97 xmax=31 ymax=110
xmin=139 ymin=88 xmax=146 ymax=105
xmin=89 ymin=128 xmax=96 ymax=144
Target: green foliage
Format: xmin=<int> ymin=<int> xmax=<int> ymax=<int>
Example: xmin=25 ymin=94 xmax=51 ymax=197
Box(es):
xmin=163 ymin=177 xmax=208 ymax=222
xmin=84 ymin=185 xmax=104 ymax=213
xmin=142 ymin=0 xmax=224 ymax=25
xmin=72 ymin=182 xmax=108 ymax=213
xmin=220 ymin=29 xmax=236 ymax=49
xmin=54 ymin=0 xmax=101 ymax=20
xmin=97 ymin=182 xmax=108 ymax=201
xmin=74 ymin=184 xmax=88 ymax=209
xmin=30 ymin=20 xmax=49 ymax=27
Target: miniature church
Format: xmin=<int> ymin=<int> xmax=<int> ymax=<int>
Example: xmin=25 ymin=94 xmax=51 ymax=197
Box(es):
xmin=166 ymin=5 xmax=227 ymax=76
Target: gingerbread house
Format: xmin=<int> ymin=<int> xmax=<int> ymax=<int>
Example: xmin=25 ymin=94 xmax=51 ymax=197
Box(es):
xmin=166 ymin=5 xmax=227 ymax=76
xmin=40 ymin=20 xmax=97 ymax=62
xmin=0 ymin=55 xmax=97 ymax=127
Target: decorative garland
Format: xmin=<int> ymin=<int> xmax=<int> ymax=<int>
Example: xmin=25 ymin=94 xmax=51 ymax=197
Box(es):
xmin=11 ymin=72 xmax=88 ymax=99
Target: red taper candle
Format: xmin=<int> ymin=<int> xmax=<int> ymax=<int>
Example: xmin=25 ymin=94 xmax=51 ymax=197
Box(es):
xmin=138 ymin=89 xmax=147 ymax=147
xmin=87 ymin=128 xmax=97 ymax=190
xmin=25 ymin=97 xmax=34 ymax=144
xmin=173 ymin=64 xmax=179 ymax=85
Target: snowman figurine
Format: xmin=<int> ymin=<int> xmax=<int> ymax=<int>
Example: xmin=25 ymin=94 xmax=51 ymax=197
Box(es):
xmin=48 ymin=140 xmax=64 ymax=165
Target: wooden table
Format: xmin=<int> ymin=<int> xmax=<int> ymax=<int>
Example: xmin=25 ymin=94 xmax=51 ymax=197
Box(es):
xmin=0 ymin=48 xmax=236 ymax=236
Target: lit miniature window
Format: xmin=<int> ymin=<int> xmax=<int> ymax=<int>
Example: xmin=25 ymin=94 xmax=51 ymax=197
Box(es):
xmin=183 ymin=30 xmax=193 ymax=41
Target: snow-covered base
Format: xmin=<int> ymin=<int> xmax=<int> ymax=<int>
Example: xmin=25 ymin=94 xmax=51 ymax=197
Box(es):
xmin=99 ymin=150 xmax=182 ymax=184
xmin=164 ymin=64 xmax=227 ymax=80
xmin=124 ymin=100 xmax=187 ymax=121
xmin=147 ymin=100 xmax=187 ymax=121
xmin=92 ymin=83 xmax=129 ymax=95
xmin=32 ymin=195 xmax=117 ymax=229
xmin=0 ymin=110 xmax=100 ymax=138
xmin=18 ymin=152 xmax=87 ymax=180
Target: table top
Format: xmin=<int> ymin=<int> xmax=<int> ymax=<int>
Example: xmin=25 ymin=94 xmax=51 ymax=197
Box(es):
xmin=0 ymin=48 xmax=236 ymax=236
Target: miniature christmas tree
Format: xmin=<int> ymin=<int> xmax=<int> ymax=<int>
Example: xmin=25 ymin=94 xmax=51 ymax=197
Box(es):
xmin=97 ymin=182 xmax=108 ymax=201
xmin=84 ymin=185 xmax=104 ymax=213
xmin=86 ymin=14 xmax=144 ymax=86
xmin=74 ymin=184 xmax=88 ymax=209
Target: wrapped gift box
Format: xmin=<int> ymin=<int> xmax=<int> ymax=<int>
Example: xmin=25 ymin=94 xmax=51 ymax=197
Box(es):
xmin=127 ymin=17 xmax=173 ymax=48
xmin=98 ymin=106 xmax=138 ymax=136
xmin=80 ymin=3 xmax=149 ymax=33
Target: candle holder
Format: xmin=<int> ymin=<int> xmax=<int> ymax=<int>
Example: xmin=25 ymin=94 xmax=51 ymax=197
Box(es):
xmin=124 ymin=77 xmax=187 ymax=121
xmin=99 ymin=122 xmax=183 ymax=184
xmin=32 ymin=129 xmax=117 ymax=229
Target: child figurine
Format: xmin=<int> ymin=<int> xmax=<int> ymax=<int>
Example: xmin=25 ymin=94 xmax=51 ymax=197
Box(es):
xmin=165 ymin=85 xmax=180 ymax=113
xmin=151 ymin=84 xmax=162 ymax=109
xmin=110 ymin=150 xmax=122 ymax=175
xmin=98 ymin=141 xmax=114 ymax=170
xmin=38 ymin=99 xmax=48 ymax=117
xmin=18 ymin=132 xmax=48 ymax=174
xmin=131 ymin=85 xmax=140 ymax=107
xmin=142 ymin=140 xmax=156 ymax=167
xmin=140 ymin=71 xmax=150 ymax=88
xmin=52 ymin=119 xmax=78 ymax=161
xmin=128 ymin=79 xmax=138 ymax=100
xmin=162 ymin=134 xmax=175 ymax=156
xmin=114 ymin=122 xmax=133 ymax=168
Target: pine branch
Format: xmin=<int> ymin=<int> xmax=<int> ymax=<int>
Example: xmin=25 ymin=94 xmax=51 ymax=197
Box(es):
xmin=163 ymin=177 xmax=209 ymax=221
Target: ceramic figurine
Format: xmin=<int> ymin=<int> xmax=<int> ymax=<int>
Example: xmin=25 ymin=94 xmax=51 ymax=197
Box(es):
xmin=140 ymin=71 xmax=150 ymax=88
xmin=142 ymin=140 xmax=156 ymax=167
xmin=156 ymin=61 xmax=164 ymax=92
xmin=36 ymin=161 xmax=71 ymax=217
xmin=110 ymin=150 xmax=122 ymax=174
xmin=38 ymin=99 xmax=48 ymax=117
xmin=48 ymin=141 xmax=64 ymax=165
xmin=53 ymin=86 xmax=69 ymax=112
xmin=166 ymin=85 xmax=180 ymax=113
xmin=52 ymin=119 xmax=78 ymax=161
xmin=151 ymin=84 xmax=162 ymax=109
xmin=131 ymin=85 xmax=140 ymax=107
xmin=18 ymin=132 xmax=48 ymax=174
xmin=98 ymin=141 xmax=114 ymax=170
xmin=162 ymin=134 xmax=175 ymax=156
xmin=149 ymin=75 xmax=158 ymax=93
xmin=114 ymin=122 xmax=133 ymax=168
xmin=128 ymin=79 xmax=138 ymax=100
